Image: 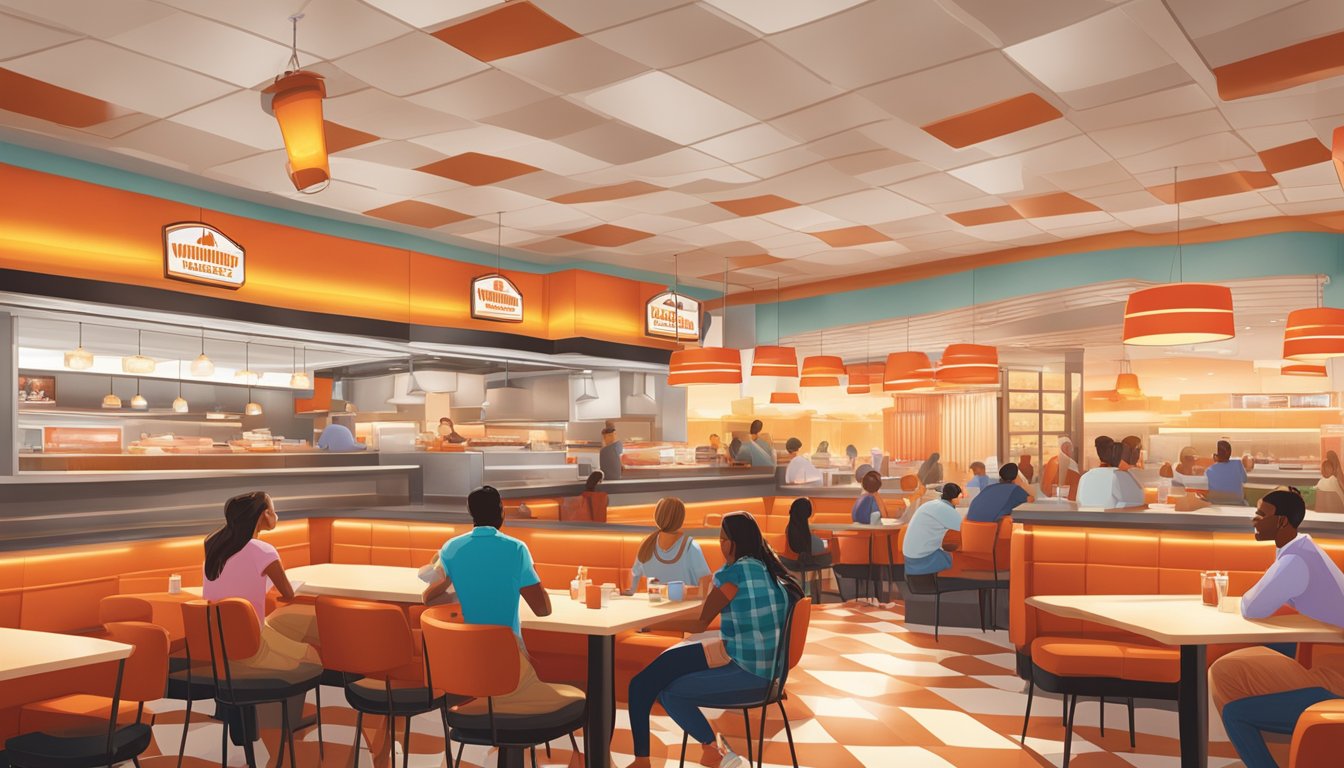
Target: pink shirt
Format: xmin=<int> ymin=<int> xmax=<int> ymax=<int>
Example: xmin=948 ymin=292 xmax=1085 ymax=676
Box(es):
xmin=203 ymin=539 xmax=279 ymax=626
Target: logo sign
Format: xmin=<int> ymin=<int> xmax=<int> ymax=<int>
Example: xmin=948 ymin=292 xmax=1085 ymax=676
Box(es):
xmin=163 ymin=222 xmax=245 ymax=289
xmin=645 ymin=291 xmax=701 ymax=341
xmin=471 ymin=274 xmax=524 ymax=323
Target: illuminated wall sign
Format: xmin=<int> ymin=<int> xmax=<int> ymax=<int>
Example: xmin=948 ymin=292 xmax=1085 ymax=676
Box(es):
xmin=471 ymin=274 xmax=524 ymax=322
xmin=646 ymin=290 xmax=701 ymax=341
xmin=163 ymin=222 xmax=245 ymax=289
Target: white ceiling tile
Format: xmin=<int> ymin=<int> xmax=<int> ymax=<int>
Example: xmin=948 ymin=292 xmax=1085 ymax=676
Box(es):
xmin=1088 ymin=191 xmax=1165 ymax=212
xmin=770 ymin=94 xmax=889 ymax=143
xmin=1272 ymin=162 xmax=1340 ymax=188
xmin=1068 ymin=83 xmax=1215 ymax=132
xmin=660 ymin=224 xmax=725 ymax=247
xmin=948 ymin=0 xmax=1116 ymax=46
xmin=582 ymin=71 xmax=756 ymax=145
xmin=324 ymin=88 xmax=472 ymax=140
xmin=608 ymin=213 xmax=696 ymax=234
xmin=758 ymin=206 xmax=847 ymax=231
xmin=860 ymin=51 xmax=1040 ymax=126
xmin=1089 ymin=109 xmax=1231 ymax=158
xmin=110 ymin=121 xmax=262 ymax=172
xmin=334 ymin=33 xmax=485 ymax=96
xmin=887 ymin=173 xmax=990 ymax=205
xmin=492 ymin=141 xmax=608 ymax=176
xmin=408 ymin=70 xmax=551 ymax=121
xmin=693 ymin=123 xmax=798 ymax=164
xmin=0 ymin=11 xmax=79 ymax=59
xmin=615 ymin=190 xmax=704 ymax=214
xmin=702 ymin=0 xmax=866 ymax=34
xmin=422 ymin=186 xmax=548 ymax=216
xmin=1184 ymin=0 xmax=1344 ymax=68
xmin=1277 ymin=198 xmax=1344 ymax=215
xmin=407 ymin=124 xmax=534 ymax=156
xmin=530 ymin=0 xmax=690 ymax=34
xmin=327 ymin=157 xmax=461 ymax=196
xmin=152 ymin=0 xmax=306 ymax=45
xmin=972 ymin=119 xmax=1081 ymax=156
xmin=771 ymin=1 xmax=994 ymax=89
xmin=1164 ymin=0 xmax=1301 ymax=40
xmin=551 ymin=121 xmax=681 ymax=165
xmin=1031 ymin=211 xmax=1115 ymax=230
xmin=359 ymin=0 xmax=499 ymax=28
xmin=947 ymin=155 xmax=1027 ymax=196
xmin=857 ymin=119 xmax=989 ymax=171
xmin=507 ymin=202 xmax=602 ymax=232
xmin=1234 ymin=122 xmax=1323 ymax=152
xmin=285 ymin=179 xmax=399 ymax=212
xmin=589 ymin=4 xmax=756 ymax=69
xmin=1282 ymin=184 xmax=1344 ymax=203
xmin=811 ymin=188 xmax=933 ymax=224
xmin=280 ymin=0 xmax=412 ymax=59
xmin=494 ymin=37 xmax=645 ymax=93
xmin=962 ymin=219 xmax=1046 ymax=241
xmin=1111 ymin=205 xmax=1175 ymax=228
xmin=207 ymin=149 xmax=299 ymax=194
xmin=336 ymin=140 xmax=443 ymax=168
xmin=1207 ymin=205 xmax=1283 ymax=223
xmin=670 ymin=42 xmax=841 ymax=121
xmin=1004 ymin=6 xmax=1173 ymax=93
xmin=734 ymin=145 xmax=827 ymax=179
xmin=1115 ymin=133 xmax=1255 ymax=175
xmin=706 ymin=216 xmax=790 ymax=241
xmin=2 ymin=40 xmax=235 ymax=117
xmin=168 ymin=91 xmax=284 ymax=150
xmin=0 ymin=0 xmax=173 ymax=37
xmin=107 ymin=12 xmax=292 ymax=88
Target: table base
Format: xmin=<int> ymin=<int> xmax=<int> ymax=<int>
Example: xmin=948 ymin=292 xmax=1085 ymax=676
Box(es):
xmin=586 ymin=635 xmax=616 ymax=768
xmin=1178 ymin=645 xmax=1208 ymax=768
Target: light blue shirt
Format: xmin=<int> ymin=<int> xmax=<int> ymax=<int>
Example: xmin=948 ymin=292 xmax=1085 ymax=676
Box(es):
xmin=967 ymin=474 xmax=991 ymax=491
xmin=742 ymin=439 xmax=774 ymax=468
xmin=1076 ymin=467 xmax=1145 ymax=509
xmin=630 ymin=535 xmax=712 ymax=590
xmin=438 ymin=527 xmax=540 ymax=637
xmin=316 ymin=424 xmax=363 ymax=451
xmin=902 ymin=499 xmax=963 ymax=560
xmin=1242 ymin=533 xmax=1344 ymax=628
xmin=1205 ymin=460 xmax=1247 ymax=497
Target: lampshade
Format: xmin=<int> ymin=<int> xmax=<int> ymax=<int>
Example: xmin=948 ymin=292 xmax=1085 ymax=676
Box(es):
xmin=172 ymin=396 xmax=189 ymax=413
xmin=64 ymin=347 xmax=93 ymax=370
xmin=936 ymin=344 xmax=1000 ymax=384
xmin=1115 ymin=372 xmax=1143 ymax=397
xmin=799 ymin=354 xmax=844 ymax=387
xmin=122 ymin=354 xmax=155 ymax=374
xmin=1283 ymin=307 xmax=1344 ymax=361
xmin=668 ymin=347 xmax=743 ymax=386
xmin=244 ymin=400 xmax=263 ymax=416
xmin=1334 ymin=125 xmax=1344 ymax=190
xmin=130 ymin=394 xmax=148 ymax=410
xmin=235 ymin=369 xmax=260 ymax=385
xmin=263 ymin=70 xmax=329 ymax=193
xmin=1122 ymin=284 xmax=1235 ymax=346
xmin=770 ymin=391 xmax=801 ymax=404
xmin=101 ymin=393 xmax=121 ymax=409
xmin=846 ymin=363 xmax=881 ymax=395
xmin=289 ymin=371 xmax=312 ymax=389
xmin=1282 ymin=363 xmax=1327 ymax=377
xmin=191 ymin=353 xmax=215 ymax=377
xmin=750 ymin=346 xmax=798 ymax=377
xmin=883 ymin=351 xmax=935 ymax=391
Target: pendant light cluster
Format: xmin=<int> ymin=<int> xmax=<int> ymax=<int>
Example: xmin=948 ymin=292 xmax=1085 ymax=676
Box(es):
xmin=800 ymin=328 xmax=843 ymax=387
xmin=262 ymin=14 xmax=330 ymax=194
xmin=668 ymin=257 xmax=743 ymax=386
xmin=751 ymin=279 xmax=799 ymax=393
xmin=933 ymin=269 xmax=999 ymax=386
xmin=884 ymin=318 xmax=934 ymax=392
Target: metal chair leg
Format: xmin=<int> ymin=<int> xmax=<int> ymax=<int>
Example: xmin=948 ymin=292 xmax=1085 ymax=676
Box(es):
xmin=286 ymin=709 xmax=298 ymax=768
xmin=977 ymin=590 xmax=987 ymax=633
xmin=933 ymin=592 xmax=942 ymax=640
xmin=1020 ymin=680 xmax=1034 ymax=742
xmin=1063 ymin=694 xmax=1078 ymax=768
xmin=315 ymin=684 xmax=325 ymax=759
xmin=678 ymin=731 xmax=688 ymax=768
xmin=756 ymin=704 xmax=767 ymax=768
xmin=351 ymin=710 xmax=364 ymax=768
xmin=531 ymin=746 xmax=538 ymax=768
xmin=220 ymin=713 xmax=228 ymax=768
xmin=1128 ymin=697 xmax=1136 ymax=749
xmin=177 ymin=691 xmax=194 ymax=768
xmin=742 ymin=708 xmax=753 ymax=765
xmin=776 ymin=700 xmax=798 ymax=768
xmin=1099 ymin=696 xmax=1105 ymax=736
xmin=402 ymin=712 xmax=412 ymax=768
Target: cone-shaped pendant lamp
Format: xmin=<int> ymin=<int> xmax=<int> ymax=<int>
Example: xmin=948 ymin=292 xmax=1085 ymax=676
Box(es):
xmin=885 ymin=318 xmax=935 ymax=391
xmin=290 ymin=346 xmax=311 ymax=389
xmin=1115 ymin=372 xmax=1143 ymax=397
xmin=172 ymin=359 xmax=189 ymax=413
xmin=751 ymin=278 xmax=798 ymax=378
xmin=101 ymin=376 xmax=121 ymax=409
xmin=1282 ymin=363 xmax=1327 ymax=377
xmin=936 ymin=271 xmax=999 ymax=385
xmin=800 ymin=329 xmax=844 ymax=387
xmin=668 ymin=257 xmax=742 ymax=385
xmin=122 ymin=329 xmax=155 ymax=374
xmin=1283 ymin=277 xmax=1344 ymax=362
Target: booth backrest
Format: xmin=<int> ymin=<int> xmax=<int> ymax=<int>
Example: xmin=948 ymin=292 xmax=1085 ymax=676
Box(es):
xmin=604 ymin=497 xmax=770 ymax=527
xmin=1009 ymin=525 xmax=1344 ymax=651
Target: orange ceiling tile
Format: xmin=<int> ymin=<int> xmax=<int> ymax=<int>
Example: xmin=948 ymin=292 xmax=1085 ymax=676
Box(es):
xmin=1147 ymin=171 xmax=1277 ymax=203
xmin=945 ymin=205 xmax=1021 ymax=227
xmin=1213 ymin=29 xmax=1344 ymax=100
xmin=561 ymin=224 xmax=655 ymax=247
xmin=0 ymin=67 xmax=134 ymax=128
xmin=324 ymin=120 xmax=379 ymax=153
xmin=807 ymin=225 xmax=890 ymax=247
xmin=550 ymin=181 xmax=662 ymax=204
xmin=431 ymin=1 xmax=581 ymax=62
xmin=920 ymin=93 xmax=1062 ymax=149
xmin=712 ymin=195 xmax=800 ymax=216
xmin=363 ymin=200 xmax=470 ymax=228
xmin=1257 ymin=138 xmax=1332 ymax=175
xmin=416 ymin=152 xmax=541 ymax=185
xmin=1008 ymin=192 xmax=1100 ymax=218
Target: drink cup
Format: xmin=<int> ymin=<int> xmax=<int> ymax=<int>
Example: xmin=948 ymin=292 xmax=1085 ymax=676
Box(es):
xmin=585 ymin=584 xmax=603 ymax=609
xmin=168 ymin=573 xmax=182 ymax=594
xmin=667 ymin=581 xmax=685 ymax=602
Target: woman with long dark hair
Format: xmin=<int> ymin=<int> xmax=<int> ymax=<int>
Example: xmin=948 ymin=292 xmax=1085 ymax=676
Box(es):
xmin=202 ymin=492 xmax=319 ymax=672
xmin=625 ymin=512 xmax=803 ymax=768
xmin=783 ymin=497 xmax=829 ymax=559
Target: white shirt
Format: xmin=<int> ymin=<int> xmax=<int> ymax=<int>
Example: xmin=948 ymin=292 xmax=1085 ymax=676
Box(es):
xmin=1076 ymin=467 xmax=1146 ymax=509
xmin=902 ymin=499 xmax=963 ymax=560
xmin=785 ymin=454 xmax=823 ymax=485
xmin=1241 ymin=533 xmax=1344 ymax=628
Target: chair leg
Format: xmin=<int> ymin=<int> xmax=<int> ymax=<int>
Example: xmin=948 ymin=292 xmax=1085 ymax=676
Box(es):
xmin=933 ymin=592 xmax=941 ymax=641
xmin=679 ymin=730 xmax=688 ymax=768
xmin=286 ymin=710 xmax=298 ymax=768
xmin=756 ymin=704 xmax=767 ymax=768
xmin=531 ymin=746 xmax=538 ymax=768
xmin=776 ymin=700 xmax=798 ymax=768
xmin=315 ymin=684 xmax=325 ymax=760
xmin=742 ymin=708 xmax=753 ymax=765
xmin=177 ymin=692 xmax=194 ymax=768
xmin=977 ymin=589 xmax=987 ymax=633
xmin=402 ymin=711 xmax=412 ymax=768
xmin=1128 ymin=697 xmax=1136 ymax=749
xmin=1063 ymin=694 xmax=1078 ymax=768
xmin=220 ymin=712 xmax=229 ymax=768
xmin=1020 ymin=680 xmax=1034 ymax=743
xmin=1099 ymin=696 xmax=1105 ymax=737
xmin=277 ymin=701 xmax=291 ymax=768
xmin=351 ymin=710 xmax=364 ymax=768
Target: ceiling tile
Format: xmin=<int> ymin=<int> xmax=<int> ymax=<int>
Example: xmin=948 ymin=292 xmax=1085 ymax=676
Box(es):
xmin=712 ymin=195 xmax=799 ymax=217
xmin=481 ymin=97 xmax=607 ymax=140
xmin=408 ymin=69 xmax=551 ymax=122
xmin=0 ymin=66 xmax=135 ymax=128
xmin=945 ymin=205 xmax=1021 ymax=227
xmin=360 ymin=0 xmax=499 ymax=28
xmin=589 ymin=4 xmax=756 ymax=69
xmin=1068 ymin=82 xmax=1214 ymax=132
xmin=417 ymin=152 xmax=541 ymax=185
xmin=705 ymin=216 xmax=789 ymax=241
xmin=108 ymin=12 xmax=292 ymax=88
xmin=922 ymin=93 xmax=1062 ymax=149
xmin=887 ymin=173 xmax=990 ymax=205
xmin=114 ymin=120 xmax=264 ymax=172
xmin=693 ymin=123 xmax=798 ymax=164
xmin=363 ymin=200 xmax=470 ymax=228
xmin=0 ymin=11 xmax=80 ymax=59
xmin=1004 ymin=6 xmax=1175 ymax=94
xmin=324 ymin=121 xmax=381 ymax=154
xmin=582 ymin=71 xmax=754 ymax=146
xmin=805 ymin=225 xmax=890 ymax=247
xmin=701 ymin=0 xmax=867 ymax=34
xmin=757 ymin=206 xmax=846 ymax=231
xmin=530 ymin=0 xmax=690 ymax=35
xmin=1089 ymin=109 xmax=1230 ymax=158
xmin=334 ymin=32 xmax=485 ymax=96
xmin=324 ymin=88 xmax=472 ymax=140
xmin=1009 ymin=192 xmax=1101 ymax=218
xmin=811 ymin=188 xmax=933 ymax=224
xmin=206 ymin=149 xmax=302 ymax=194
xmin=289 ymin=0 xmax=413 ymax=59
xmin=492 ymin=37 xmax=645 ymax=93
xmin=770 ymin=94 xmax=889 ymax=144
xmin=329 ymin=157 xmax=462 ymax=196
xmin=2 ymin=40 xmax=235 ymax=118
xmin=430 ymin=0 xmax=579 ymax=61
xmin=1258 ymin=138 xmax=1333 ymax=175
xmin=551 ymin=121 xmax=681 ymax=165
xmin=670 ymin=42 xmax=840 ymax=121
xmin=0 ymin=0 xmax=174 ymax=37
xmin=949 ymin=0 xmax=1116 ymax=46
xmin=169 ymin=91 xmax=284 ymax=150
xmin=422 ymin=186 xmax=548 ymax=215
xmin=335 ymin=139 xmax=441 ymax=168
xmin=734 ymin=145 xmax=827 ymax=180
xmin=1147 ymin=170 xmax=1278 ymax=203
xmin=561 ymin=224 xmax=655 ymax=246
xmin=551 ymin=181 xmax=663 ymax=204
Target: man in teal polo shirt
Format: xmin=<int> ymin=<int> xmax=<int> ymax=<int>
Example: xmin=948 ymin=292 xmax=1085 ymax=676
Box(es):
xmin=422 ymin=486 xmax=584 ymax=719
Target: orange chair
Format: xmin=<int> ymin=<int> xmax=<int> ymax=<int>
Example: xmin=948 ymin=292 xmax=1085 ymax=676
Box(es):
xmin=955 ymin=517 xmax=1010 ymax=630
xmin=1291 ymin=699 xmax=1344 ymax=767
xmin=421 ymin=608 xmax=585 ymax=767
xmin=315 ymin=596 xmax=455 ymax=766
xmin=182 ymin=598 xmax=324 ymax=768
xmin=6 ymin=621 xmax=169 ymax=768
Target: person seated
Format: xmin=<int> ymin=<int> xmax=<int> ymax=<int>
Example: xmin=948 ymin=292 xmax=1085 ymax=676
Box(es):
xmin=844 ymin=444 xmax=859 ymax=469
xmin=560 ymin=471 xmax=608 ymax=521
xmin=967 ymin=462 xmax=1033 ymax=522
xmin=782 ymin=497 xmax=832 ymax=567
xmin=1206 ymin=439 xmax=1250 ymax=505
xmin=1317 ymin=451 xmax=1344 ymax=514
xmin=316 ymin=422 xmax=364 ymax=452
xmin=1042 ymin=437 xmax=1081 ymax=500
xmin=422 ymin=486 xmax=585 ymax=720
xmin=629 ymin=497 xmax=712 ymax=595
xmin=625 ymin=512 xmax=803 ymax=768
xmin=783 ymin=437 xmax=823 ymax=485
xmin=916 ymin=452 xmax=943 ymax=485
xmin=966 ymin=461 xmax=991 ymax=493
xmin=902 ymin=483 xmax=964 ymax=577
xmin=1117 ymin=435 xmax=1144 ymax=470
xmin=738 ymin=423 xmax=775 ymax=468
xmin=1018 ymin=454 xmax=1035 ymax=483
xmin=725 ymin=436 xmax=749 ymax=467
xmin=437 ymin=417 xmax=466 ymax=444
xmin=1076 ymin=436 xmax=1145 ymax=508
xmin=851 ymin=470 xmax=885 ymax=524
xmin=599 ymin=421 xmax=623 ymax=481
xmin=811 ymin=440 xmax=832 ymax=467
xmin=1209 ymin=489 xmax=1344 ymax=768
xmin=1176 ymin=445 xmax=1204 ymax=477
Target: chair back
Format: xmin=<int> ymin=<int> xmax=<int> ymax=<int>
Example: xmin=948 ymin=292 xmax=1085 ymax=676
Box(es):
xmin=421 ymin=613 xmax=520 ymax=699
xmin=316 ymin=595 xmax=413 ymax=677
xmin=763 ymin=596 xmax=808 ymax=700
xmin=785 ymin=597 xmax=812 ymax=671
xmin=100 ymin=595 xmax=153 ymax=625
xmin=212 ymin=598 xmax=263 ymax=661
xmin=959 ymin=520 xmax=998 ymax=560
xmin=104 ymin=621 xmax=171 ymax=703
xmin=181 ymin=598 xmax=261 ymax=699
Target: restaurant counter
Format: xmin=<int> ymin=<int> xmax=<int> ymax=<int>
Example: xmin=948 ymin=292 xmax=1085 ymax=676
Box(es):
xmin=19 ymin=451 xmax=380 ymax=471
xmin=1013 ymin=500 xmax=1344 ymax=536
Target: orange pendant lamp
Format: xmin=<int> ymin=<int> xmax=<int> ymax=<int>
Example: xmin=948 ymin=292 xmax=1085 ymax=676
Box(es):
xmin=1123 ymin=168 xmax=1235 ymax=346
xmin=667 ymin=256 xmax=742 ymax=386
xmin=1282 ymin=363 xmax=1327 ymax=377
xmin=1283 ymin=307 xmax=1344 ymax=361
xmin=263 ymin=15 xmax=329 ymax=194
xmin=751 ymin=278 xmax=798 ymax=378
xmin=846 ymin=363 xmax=881 ymax=394
xmin=800 ymin=329 xmax=844 ymax=387
xmin=884 ymin=351 xmax=935 ymax=391
xmin=770 ymin=392 xmax=801 ymax=404
xmin=936 ymin=343 xmax=1000 ymax=384
xmin=1115 ymin=372 xmax=1143 ymax=397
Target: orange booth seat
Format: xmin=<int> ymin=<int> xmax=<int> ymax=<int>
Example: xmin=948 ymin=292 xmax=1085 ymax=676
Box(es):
xmin=601 ymin=497 xmax=771 ymax=527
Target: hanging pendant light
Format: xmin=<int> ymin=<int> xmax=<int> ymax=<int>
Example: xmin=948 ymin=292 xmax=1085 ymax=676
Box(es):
xmin=1114 ymin=349 xmax=1143 ymax=398
xmin=668 ymin=256 xmax=743 ymax=385
xmin=770 ymin=392 xmax=801 ymax=404
xmin=800 ymin=328 xmax=844 ymax=387
xmin=848 ymin=325 xmax=877 ymax=395
xmin=245 ymin=394 xmax=263 ymax=416
xmin=172 ymin=358 xmax=189 ymax=413
xmin=885 ymin=318 xmax=935 ymax=391
xmin=102 ymin=376 xmax=121 ymax=409
xmin=1282 ymin=363 xmax=1328 ymax=377
xmin=262 ymin=14 xmax=329 ymax=193
xmin=235 ymin=342 xmax=259 ymax=385
xmin=1123 ymin=168 xmax=1235 ymax=346
xmin=936 ymin=271 xmax=1000 ymax=385
xmin=1283 ymin=278 xmax=1344 ymax=360
xmin=289 ymin=346 xmax=311 ymax=389
xmin=751 ymin=278 xmax=799 ymax=379
xmin=130 ymin=378 xmax=148 ymax=410
xmin=65 ymin=322 xmax=94 ymax=370
xmin=191 ymin=328 xmax=215 ymax=377
xmin=122 ymin=329 xmax=155 ymax=374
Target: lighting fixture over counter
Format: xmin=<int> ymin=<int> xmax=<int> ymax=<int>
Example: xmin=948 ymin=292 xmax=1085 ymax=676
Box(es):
xmin=64 ymin=322 xmax=93 ymax=370
xmin=262 ymin=14 xmax=329 ymax=194
xmin=122 ymin=329 xmax=154 ymax=374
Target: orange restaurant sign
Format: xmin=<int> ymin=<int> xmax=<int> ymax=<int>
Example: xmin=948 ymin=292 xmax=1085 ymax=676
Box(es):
xmin=645 ymin=290 xmax=700 ymax=341
xmin=162 ymin=222 xmax=245 ymax=289
xmin=471 ymin=273 xmax=524 ymax=323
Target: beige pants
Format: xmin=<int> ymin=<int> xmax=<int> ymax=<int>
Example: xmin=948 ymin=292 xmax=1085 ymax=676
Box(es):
xmin=458 ymin=638 xmax=585 ymax=716
xmin=237 ymin=603 xmax=321 ymax=679
xmin=1209 ymin=646 xmax=1344 ymax=713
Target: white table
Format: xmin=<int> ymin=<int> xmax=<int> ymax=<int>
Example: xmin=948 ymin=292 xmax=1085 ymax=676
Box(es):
xmin=1027 ymin=594 xmax=1344 ymax=768
xmin=0 ymin=627 xmax=133 ymax=682
xmin=285 ymin=563 xmax=702 ymax=768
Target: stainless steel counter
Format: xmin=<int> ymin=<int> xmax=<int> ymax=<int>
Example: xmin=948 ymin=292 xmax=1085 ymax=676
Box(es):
xmin=1013 ymin=501 xmax=1344 ymax=536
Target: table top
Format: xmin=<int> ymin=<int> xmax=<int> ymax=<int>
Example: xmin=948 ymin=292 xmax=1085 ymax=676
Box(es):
xmin=812 ymin=521 xmax=903 ymax=533
xmin=0 ymin=628 xmax=133 ymax=682
xmin=1027 ymin=594 xmax=1344 ymax=645
xmin=286 ymin=563 xmax=702 ymax=636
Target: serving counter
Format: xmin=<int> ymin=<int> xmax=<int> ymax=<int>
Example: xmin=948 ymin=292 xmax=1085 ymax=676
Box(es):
xmin=1012 ymin=501 xmax=1344 ymax=536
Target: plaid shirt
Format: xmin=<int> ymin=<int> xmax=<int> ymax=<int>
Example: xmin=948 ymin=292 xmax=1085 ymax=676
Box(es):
xmin=714 ymin=557 xmax=789 ymax=678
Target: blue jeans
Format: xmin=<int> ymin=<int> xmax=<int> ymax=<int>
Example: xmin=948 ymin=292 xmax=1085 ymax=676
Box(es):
xmin=904 ymin=549 xmax=952 ymax=576
xmin=1222 ymin=687 xmax=1339 ymax=768
xmin=628 ymin=644 xmax=771 ymax=756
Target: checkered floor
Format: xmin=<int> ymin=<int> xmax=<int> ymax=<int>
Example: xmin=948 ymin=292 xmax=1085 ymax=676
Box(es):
xmin=137 ymin=599 xmax=1263 ymax=767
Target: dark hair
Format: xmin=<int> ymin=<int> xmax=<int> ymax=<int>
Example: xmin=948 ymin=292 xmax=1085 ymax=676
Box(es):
xmin=861 ymin=470 xmax=882 ymax=493
xmin=709 ymin=433 xmax=719 ymax=440
xmin=785 ymin=437 xmax=802 ymax=453
xmin=728 ymin=437 xmax=743 ymax=460
xmin=439 ymin=417 xmax=452 ymax=425
xmin=1263 ymin=488 xmax=1306 ymax=527
xmin=845 ymin=444 xmax=858 ymax=458
xmin=721 ymin=511 xmax=803 ymax=601
xmin=999 ymin=462 xmax=1019 ymax=482
xmin=750 ymin=419 xmax=763 ymax=435
xmin=204 ymin=492 xmax=270 ymax=581
xmin=785 ymin=498 xmax=813 ymax=556
xmin=941 ymin=482 xmax=962 ymax=502
xmin=1121 ymin=436 xmax=1142 ymax=466
xmin=585 ymin=470 xmax=604 ymax=492
xmin=1095 ymin=436 xmax=1116 ymax=466
xmin=970 ymin=461 xmax=985 ymax=471
xmin=1216 ymin=440 xmax=1232 ymax=461
xmin=468 ymin=485 xmax=504 ymax=527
